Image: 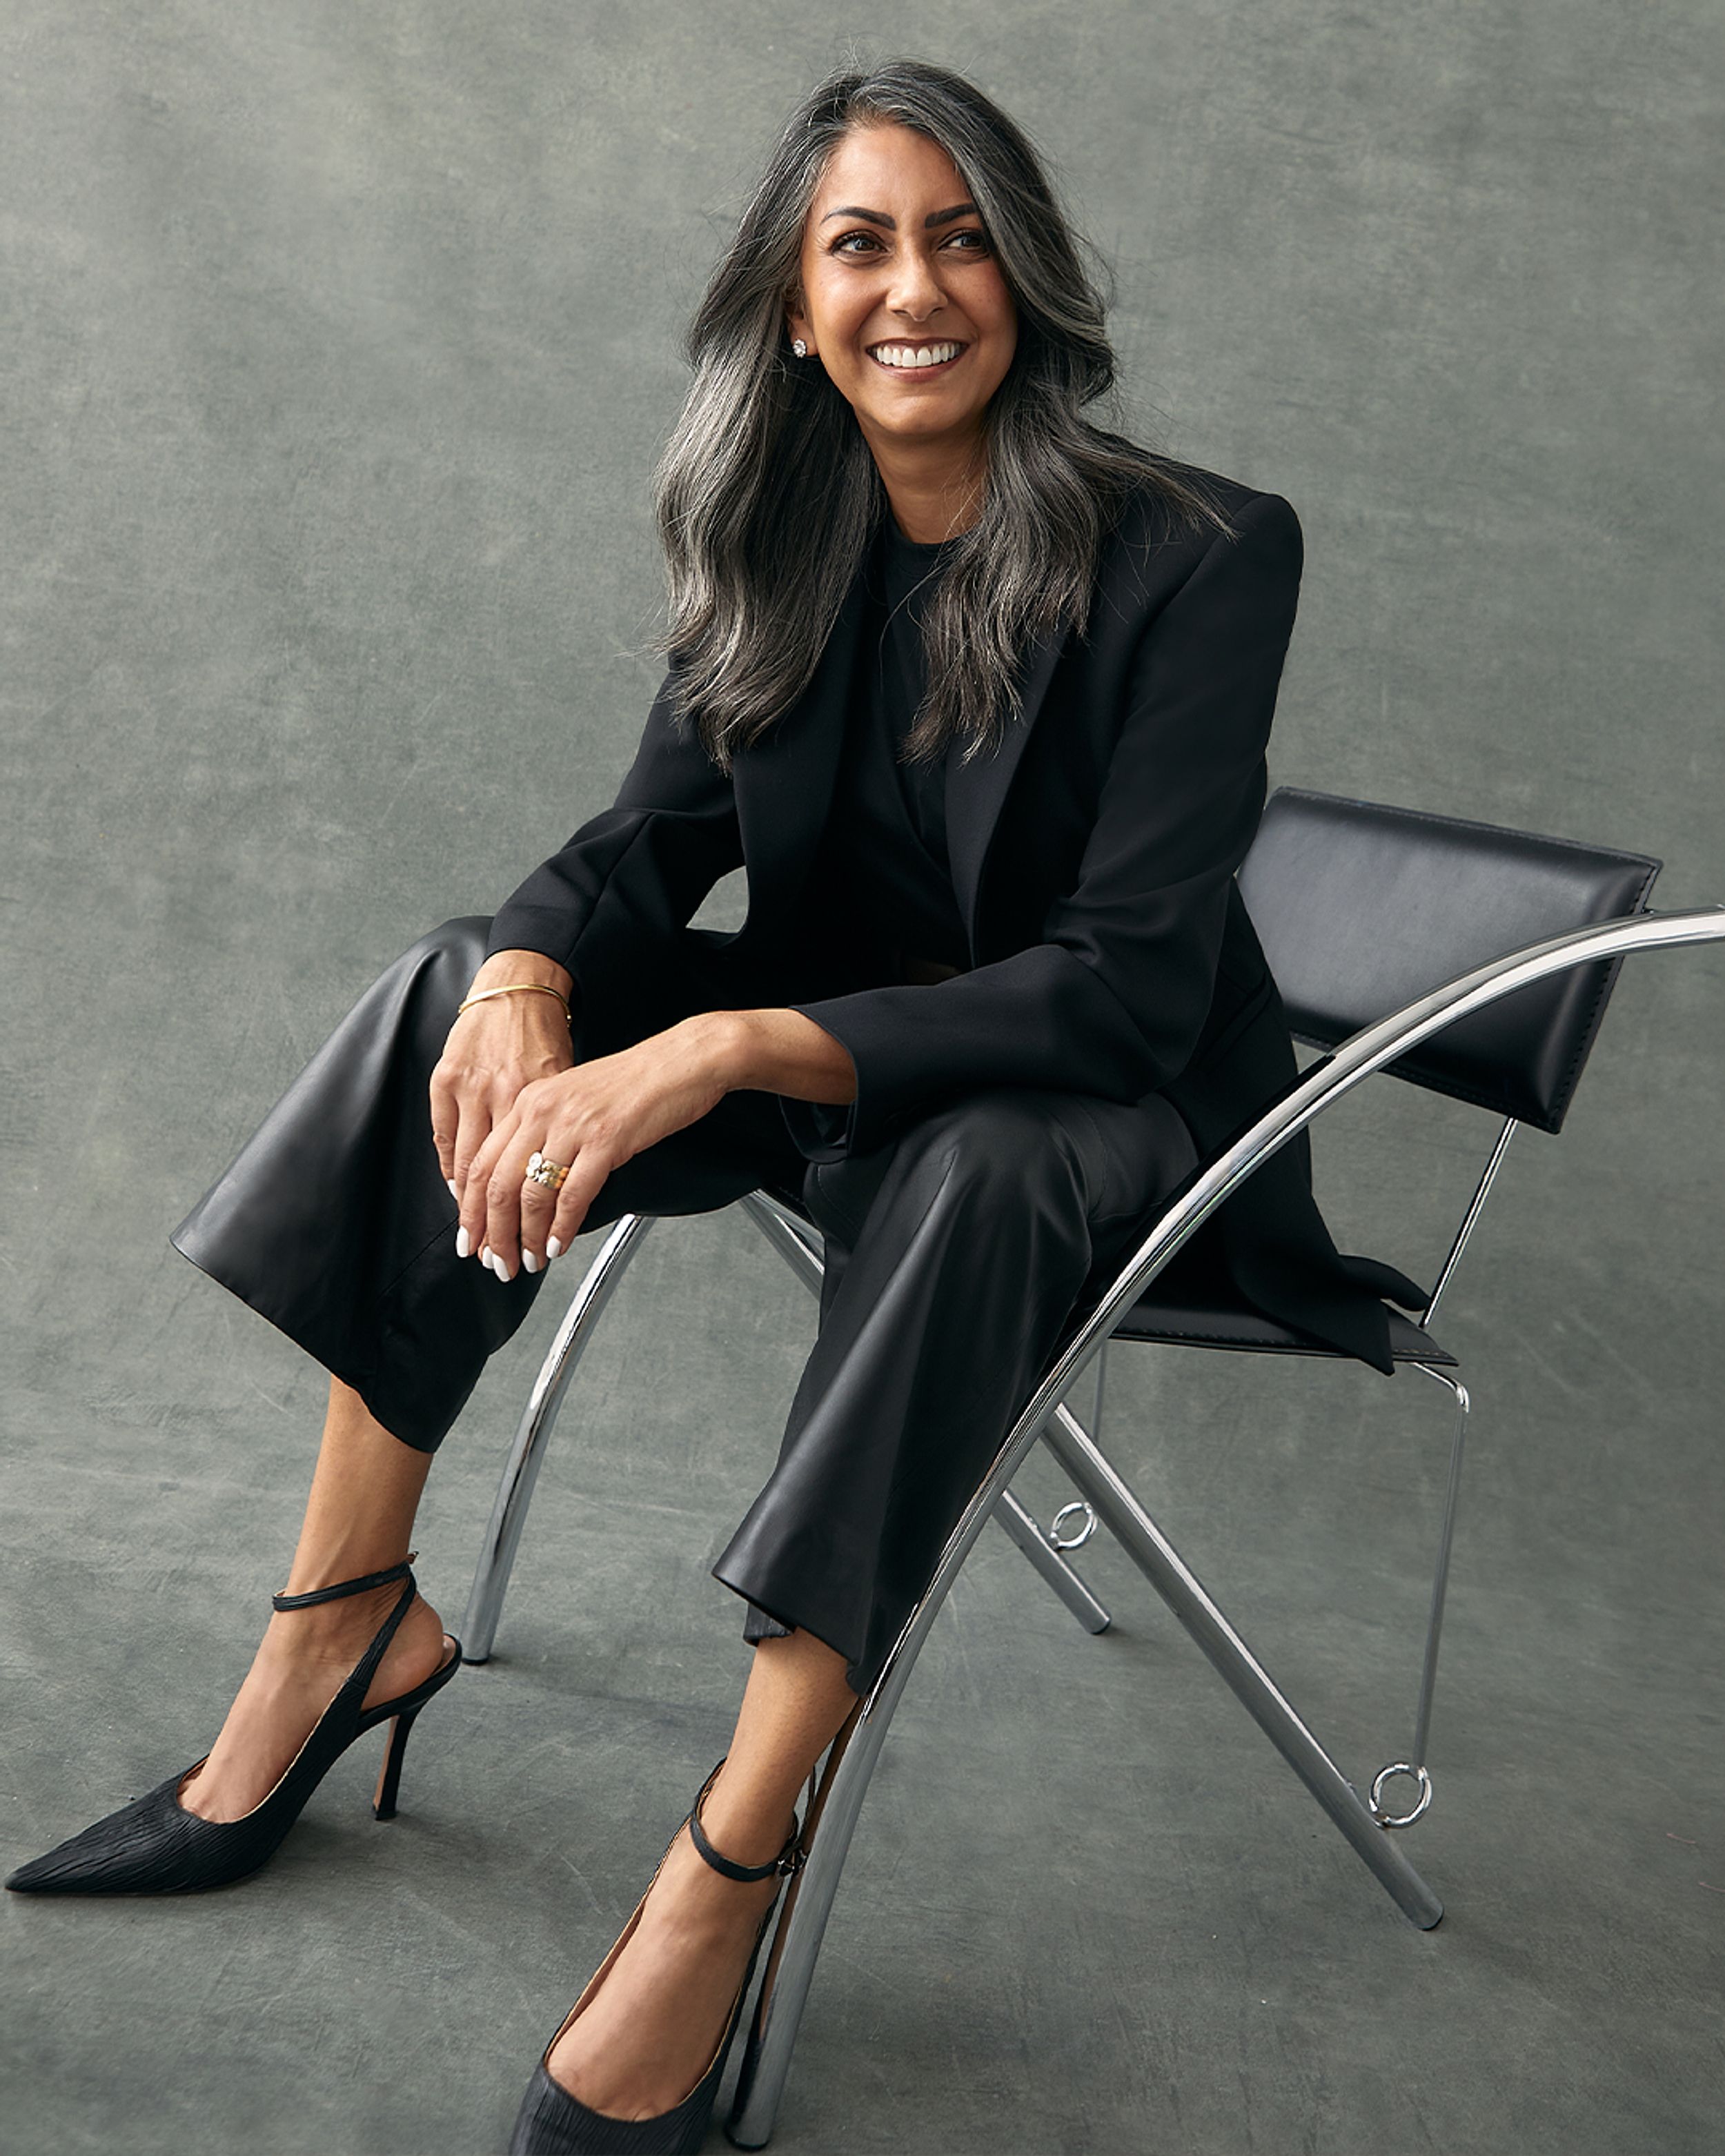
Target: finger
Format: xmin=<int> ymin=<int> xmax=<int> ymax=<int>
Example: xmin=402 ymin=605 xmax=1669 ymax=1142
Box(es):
xmin=482 ymin=1162 xmax=531 ymax=1278
xmin=459 ymin=1103 xmax=513 ymax=1262
xmin=428 ymin=1068 xmax=460 ymax=1194
xmin=451 ymin=1089 xmax=497 ymax=1229
xmin=546 ymin=1150 xmax=612 ymax=1258
xmin=516 ymin=1155 xmax=564 ymax=1270
xmin=482 ymin=1129 xmax=535 ymax=1280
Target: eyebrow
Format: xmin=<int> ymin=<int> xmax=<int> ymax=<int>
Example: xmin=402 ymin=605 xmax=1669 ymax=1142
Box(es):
xmin=819 ymin=201 xmax=980 ymax=230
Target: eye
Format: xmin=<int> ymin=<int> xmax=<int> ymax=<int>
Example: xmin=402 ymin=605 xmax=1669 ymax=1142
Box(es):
xmin=829 ymin=229 xmax=886 ymax=257
xmin=942 ymin=227 xmax=992 ymax=254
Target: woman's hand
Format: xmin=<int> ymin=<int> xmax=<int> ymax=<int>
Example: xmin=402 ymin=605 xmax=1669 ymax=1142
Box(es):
xmin=458 ymin=1005 xmax=858 ymax=1280
xmin=460 ymin=1015 xmax=738 ymax=1278
xmin=429 ymin=950 xmax=577 ymax=1203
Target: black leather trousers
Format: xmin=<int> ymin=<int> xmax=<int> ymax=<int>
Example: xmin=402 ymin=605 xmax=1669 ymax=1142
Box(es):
xmin=173 ymin=918 xmax=1196 ymax=1694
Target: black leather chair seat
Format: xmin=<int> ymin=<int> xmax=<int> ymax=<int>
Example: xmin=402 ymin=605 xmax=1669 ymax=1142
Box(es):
xmin=774 ymin=1178 xmax=1456 ymax=1369
xmin=1116 ymin=1272 xmax=1456 ymax=1365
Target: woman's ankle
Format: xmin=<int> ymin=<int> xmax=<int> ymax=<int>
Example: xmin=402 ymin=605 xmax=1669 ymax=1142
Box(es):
xmin=693 ymin=1768 xmax=799 ymax=1872
xmin=264 ymin=1581 xmax=433 ymax=1669
xmin=277 ymin=1548 xmax=415 ymax=1600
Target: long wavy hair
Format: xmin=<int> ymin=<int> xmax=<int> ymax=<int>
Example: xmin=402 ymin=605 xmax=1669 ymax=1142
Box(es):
xmin=654 ymin=59 xmax=1225 ymax=770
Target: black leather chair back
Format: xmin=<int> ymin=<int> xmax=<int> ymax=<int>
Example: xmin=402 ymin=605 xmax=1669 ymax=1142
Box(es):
xmin=1236 ymin=789 xmax=1661 ymax=1132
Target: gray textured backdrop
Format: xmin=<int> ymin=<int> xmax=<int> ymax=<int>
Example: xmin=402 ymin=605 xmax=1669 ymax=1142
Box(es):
xmin=4 ymin=5 xmax=1722 ymax=2153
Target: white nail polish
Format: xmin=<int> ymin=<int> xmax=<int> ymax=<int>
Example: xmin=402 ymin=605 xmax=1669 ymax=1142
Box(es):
xmin=522 ymin=1249 xmax=540 ymax=1275
xmin=446 ymin=1178 xmax=459 ymax=1200
xmin=493 ymin=1255 xmax=512 ymax=1282
xmin=455 ymin=1227 xmax=471 ymax=1259
xmin=546 ymin=1236 xmax=562 ymax=1261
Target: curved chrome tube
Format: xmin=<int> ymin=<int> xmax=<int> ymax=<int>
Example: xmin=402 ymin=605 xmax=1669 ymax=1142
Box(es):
xmin=460 ymin=1212 xmax=656 ymax=1661
xmin=729 ymin=904 xmax=1725 ymax=2146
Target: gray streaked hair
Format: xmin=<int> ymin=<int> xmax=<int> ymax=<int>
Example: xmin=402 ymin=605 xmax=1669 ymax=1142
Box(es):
xmin=654 ymin=58 xmax=1226 ymax=771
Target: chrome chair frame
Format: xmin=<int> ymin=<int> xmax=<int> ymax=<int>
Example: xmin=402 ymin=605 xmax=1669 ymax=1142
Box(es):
xmin=460 ymin=906 xmax=1725 ymax=2148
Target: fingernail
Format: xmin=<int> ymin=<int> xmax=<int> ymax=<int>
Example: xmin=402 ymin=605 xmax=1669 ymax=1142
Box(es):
xmin=493 ymin=1254 xmax=512 ymax=1282
xmin=446 ymin=1178 xmax=459 ymax=1200
xmin=546 ymin=1236 xmax=562 ymax=1261
xmin=522 ymin=1249 xmax=540 ymax=1275
xmin=480 ymin=1244 xmax=491 ymax=1267
xmin=455 ymin=1227 xmax=471 ymax=1259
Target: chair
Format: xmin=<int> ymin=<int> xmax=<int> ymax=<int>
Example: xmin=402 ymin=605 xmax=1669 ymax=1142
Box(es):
xmin=459 ymin=788 xmax=1725 ymax=2147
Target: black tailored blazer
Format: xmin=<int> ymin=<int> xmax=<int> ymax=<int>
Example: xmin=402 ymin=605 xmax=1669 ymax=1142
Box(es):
xmin=489 ymin=466 xmax=1406 ymax=1372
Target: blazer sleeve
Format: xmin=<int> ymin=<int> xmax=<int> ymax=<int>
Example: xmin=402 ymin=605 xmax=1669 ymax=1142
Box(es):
xmin=783 ymin=491 xmax=1303 ymax=1159
xmin=484 ymin=673 xmax=743 ymax=1001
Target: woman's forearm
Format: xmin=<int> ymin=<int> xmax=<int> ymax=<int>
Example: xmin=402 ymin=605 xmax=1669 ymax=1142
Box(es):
xmin=696 ymin=1007 xmax=858 ymax=1104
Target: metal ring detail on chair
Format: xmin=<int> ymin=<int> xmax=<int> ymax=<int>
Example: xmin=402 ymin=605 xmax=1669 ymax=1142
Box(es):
xmin=1048 ymin=1501 xmax=1098 ymax=1552
xmin=1369 ymin=1761 xmax=1433 ymax=1828
xmin=524 ymin=1151 xmax=570 ymax=1192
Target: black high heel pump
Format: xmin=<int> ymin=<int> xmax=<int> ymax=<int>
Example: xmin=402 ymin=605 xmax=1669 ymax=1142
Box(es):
xmin=6 ymin=1557 xmax=460 ymax=1895
xmin=509 ymin=1760 xmax=805 ymax=2156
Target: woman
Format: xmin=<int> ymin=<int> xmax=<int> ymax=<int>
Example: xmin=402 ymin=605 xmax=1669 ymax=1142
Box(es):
xmin=8 ymin=58 xmax=1401 ymax=2155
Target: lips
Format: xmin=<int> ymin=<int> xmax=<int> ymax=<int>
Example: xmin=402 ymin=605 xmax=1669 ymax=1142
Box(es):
xmin=867 ymin=340 xmax=966 ymax=371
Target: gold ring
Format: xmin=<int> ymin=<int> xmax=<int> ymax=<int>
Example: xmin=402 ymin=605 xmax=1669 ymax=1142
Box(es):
xmin=524 ymin=1151 xmax=570 ymax=1192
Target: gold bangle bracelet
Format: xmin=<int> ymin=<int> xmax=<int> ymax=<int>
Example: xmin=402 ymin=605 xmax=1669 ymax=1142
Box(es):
xmin=455 ymin=982 xmax=572 ymax=1022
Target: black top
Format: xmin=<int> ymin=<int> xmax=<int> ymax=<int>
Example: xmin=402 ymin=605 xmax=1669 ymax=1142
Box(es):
xmin=816 ymin=516 xmax=971 ymax=973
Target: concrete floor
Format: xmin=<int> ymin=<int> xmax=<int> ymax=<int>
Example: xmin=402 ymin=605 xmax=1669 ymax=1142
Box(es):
xmin=6 ymin=1042 xmax=1723 ymax=2155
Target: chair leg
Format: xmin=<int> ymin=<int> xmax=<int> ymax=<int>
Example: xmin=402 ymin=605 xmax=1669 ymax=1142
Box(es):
xmin=738 ymin=1189 xmax=825 ymax=1294
xmin=1368 ymin=1365 xmax=1470 ymax=1829
xmin=459 ymin=1213 xmax=656 ymax=1663
xmin=736 ymin=1191 xmax=1112 ymax=1635
xmin=1038 ymin=1401 xmax=1444 ymax=1929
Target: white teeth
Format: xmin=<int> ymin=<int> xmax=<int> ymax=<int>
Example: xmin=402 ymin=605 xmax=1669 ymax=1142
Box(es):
xmin=871 ymin=342 xmax=961 ymax=369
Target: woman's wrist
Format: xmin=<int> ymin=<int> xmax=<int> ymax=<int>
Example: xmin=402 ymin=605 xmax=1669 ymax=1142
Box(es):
xmin=695 ymin=1008 xmax=856 ymax=1104
xmin=464 ymin=947 xmax=575 ymax=1004
xmin=457 ymin=982 xmax=571 ymax=1022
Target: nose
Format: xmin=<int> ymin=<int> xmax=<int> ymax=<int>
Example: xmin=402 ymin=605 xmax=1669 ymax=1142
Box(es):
xmin=887 ymin=242 xmax=947 ymax=324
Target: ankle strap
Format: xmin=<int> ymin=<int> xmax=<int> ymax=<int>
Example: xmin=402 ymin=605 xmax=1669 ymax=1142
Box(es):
xmin=272 ymin=1556 xmax=415 ymax=1612
xmin=687 ymin=1758 xmax=805 ymax=1883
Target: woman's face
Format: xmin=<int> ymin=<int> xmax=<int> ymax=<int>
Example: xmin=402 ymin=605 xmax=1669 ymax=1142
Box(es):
xmin=787 ymin=122 xmax=1018 ymax=462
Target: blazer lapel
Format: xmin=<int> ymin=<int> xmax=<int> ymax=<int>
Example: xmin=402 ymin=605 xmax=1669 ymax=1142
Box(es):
xmin=945 ymin=625 xmax=1071 ymax=953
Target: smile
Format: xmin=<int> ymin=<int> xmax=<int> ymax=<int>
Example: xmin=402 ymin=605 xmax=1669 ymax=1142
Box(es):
xmin=867 ymin=340 xmax=966 ymax=373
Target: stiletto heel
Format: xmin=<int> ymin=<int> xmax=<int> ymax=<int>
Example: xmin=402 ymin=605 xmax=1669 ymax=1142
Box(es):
xmin=373 ymin=1703 xmax=423 ymax=1823
xmin=6 ymin=1557 xmax=461 ymax=1896
xmin=509 ymin=1759 xmax=805 ymax=2156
